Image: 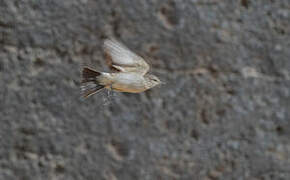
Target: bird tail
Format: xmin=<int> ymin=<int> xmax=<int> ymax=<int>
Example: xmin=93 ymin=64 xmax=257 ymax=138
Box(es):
xmin=81 ymin=67 xmax=105 ymax=98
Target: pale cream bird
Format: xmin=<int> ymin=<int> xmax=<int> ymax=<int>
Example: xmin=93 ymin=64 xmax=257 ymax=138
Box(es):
xmin=81 ymin=38 xmax=163 ymax=98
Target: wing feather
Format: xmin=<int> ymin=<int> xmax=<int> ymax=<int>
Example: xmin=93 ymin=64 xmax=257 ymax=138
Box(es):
xmin=103 ymin=39 xmax=150 ymax=75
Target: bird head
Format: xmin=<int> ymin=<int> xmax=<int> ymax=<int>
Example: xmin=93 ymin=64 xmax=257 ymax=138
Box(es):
xmin=145 ymin=74 xmax=164 ymax=88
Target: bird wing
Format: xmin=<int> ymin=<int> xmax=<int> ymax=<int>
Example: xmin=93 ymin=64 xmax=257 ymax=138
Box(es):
xmin=103 ymin=38 xmax=150 ymax=75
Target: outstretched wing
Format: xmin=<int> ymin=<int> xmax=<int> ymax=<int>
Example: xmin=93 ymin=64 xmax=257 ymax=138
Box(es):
xmin=103 ymin=38 xmax=150 ymax=75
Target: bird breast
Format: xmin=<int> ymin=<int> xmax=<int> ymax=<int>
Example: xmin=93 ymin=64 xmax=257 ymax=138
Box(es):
xmin=108 ymin=73 xmax=147 ymax=93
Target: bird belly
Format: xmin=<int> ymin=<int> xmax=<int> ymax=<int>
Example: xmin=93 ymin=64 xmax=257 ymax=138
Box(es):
xmin=110 ymin=86 xmax=145 ymax=93
xmin=109 ymin=81 xmax=146 ymax=93
xmin=106 ymin=73 xmax=147 ymax=93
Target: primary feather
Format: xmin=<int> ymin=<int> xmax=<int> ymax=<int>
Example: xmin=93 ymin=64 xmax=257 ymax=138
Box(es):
xmin=104 ymin=39 xmax=150 ymax=75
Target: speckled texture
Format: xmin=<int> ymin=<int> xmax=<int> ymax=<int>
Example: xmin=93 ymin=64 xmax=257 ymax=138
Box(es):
xmin=1 ymin=0 xmax=290 ymax=179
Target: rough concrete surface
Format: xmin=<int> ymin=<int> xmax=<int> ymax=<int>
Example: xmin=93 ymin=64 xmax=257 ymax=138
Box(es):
xmin=1 ymin=0 xmax=290 ymax=179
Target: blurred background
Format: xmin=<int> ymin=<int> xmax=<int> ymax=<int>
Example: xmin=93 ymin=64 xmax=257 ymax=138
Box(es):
xmin=1 ymin=0 xmax=290 ymax=179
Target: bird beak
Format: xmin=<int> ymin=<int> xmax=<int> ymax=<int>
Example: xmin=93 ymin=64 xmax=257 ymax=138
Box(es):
xmin=160 ymin=81 xmax=166 ymax=85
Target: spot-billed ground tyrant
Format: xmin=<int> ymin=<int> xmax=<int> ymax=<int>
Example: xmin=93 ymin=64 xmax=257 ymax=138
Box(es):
xmin=81 ymin=38 xmax=163 ymax=98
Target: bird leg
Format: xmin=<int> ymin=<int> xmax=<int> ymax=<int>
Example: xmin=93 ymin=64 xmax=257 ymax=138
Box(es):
xmin=103 ymin=84 xmax=114 ymax=106
xmin=107 ymin=84 xmax=114 ymax=98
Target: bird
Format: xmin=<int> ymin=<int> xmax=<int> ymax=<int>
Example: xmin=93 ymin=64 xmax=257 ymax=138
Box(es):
xmin=80 ymin=38 xmax=163 ymax=98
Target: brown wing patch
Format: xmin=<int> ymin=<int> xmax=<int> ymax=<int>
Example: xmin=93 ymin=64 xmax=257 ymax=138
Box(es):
xmin=104 ymin=52 xmax=120 ymax=72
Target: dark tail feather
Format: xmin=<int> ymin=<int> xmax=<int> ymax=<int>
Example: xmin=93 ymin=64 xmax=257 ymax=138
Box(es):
xmin=82 ymin=67 xmax=101 ymax=83
xmin=81 ymin=67 xmax=104 ymax=98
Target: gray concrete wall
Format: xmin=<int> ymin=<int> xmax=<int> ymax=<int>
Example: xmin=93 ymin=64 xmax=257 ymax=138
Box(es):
xmin=1 ymin=0 xmax=290 ymax=179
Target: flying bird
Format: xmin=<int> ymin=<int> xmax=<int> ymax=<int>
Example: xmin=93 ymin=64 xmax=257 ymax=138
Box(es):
xmin=81 ymin=38 xmax=163 ymax=98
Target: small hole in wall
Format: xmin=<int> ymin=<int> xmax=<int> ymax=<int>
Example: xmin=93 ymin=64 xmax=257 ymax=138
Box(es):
xmin=241 ymin=0 xmax=249 ymax=8
xmin=276 ymin=126 xmax=284 ymax=135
